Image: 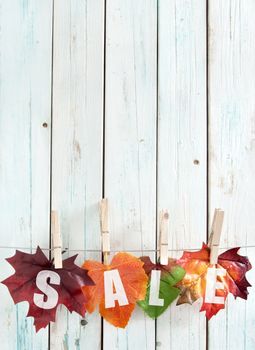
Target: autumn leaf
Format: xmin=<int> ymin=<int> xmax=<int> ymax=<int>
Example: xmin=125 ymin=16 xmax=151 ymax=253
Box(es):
xmin=176 ymin=243 xmax=252 ymax=319
xmin=2 ymin=247 xmax=94 ymax=331
xmin=81 ymin=252 xmax=148 ymax=328
xmin=137 ymin=257 xmax=186 ymax=318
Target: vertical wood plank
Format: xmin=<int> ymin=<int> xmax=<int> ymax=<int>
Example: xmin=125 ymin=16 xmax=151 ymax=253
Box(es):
xmin=0 ymin=0 xmax=52 ymax=349
xmin=50 ymin=0 xmax=104 ymax=348
xmin=104 ymin=0 xmax=157 ymax=348
xmin=208 ymin=1 xmax=255 ymax=349
xmin=157 ymin=1 xmax=207 ymax=349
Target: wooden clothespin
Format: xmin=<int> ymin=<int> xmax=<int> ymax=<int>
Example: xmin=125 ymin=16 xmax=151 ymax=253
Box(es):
xmin=100 ymin=198 xmax=110 ymax=264
xmin=51 ymin=210 xmax=63 ymax=269
xmin=208 ymin=209 xmax=224 ymax=265
xmin=159 ymin=210 xmax=169 ymax=265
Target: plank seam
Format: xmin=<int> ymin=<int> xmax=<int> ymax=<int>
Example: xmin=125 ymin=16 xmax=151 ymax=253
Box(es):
xmin=49 ymin=0 xmax=55 ymax=348
xmin=155 ymin=0 xmax=159 ymax=349
xmin=102 ymin=0 xmax=107 ymax=349
xmin=206 ymin=0 xmax=209 ymax=350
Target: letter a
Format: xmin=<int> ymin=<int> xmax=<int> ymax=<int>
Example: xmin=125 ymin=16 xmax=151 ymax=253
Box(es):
xmin=149 ymin=270 xmax=164 ymax=306
xmin=205 ymin=267 xmax=226 ymax=304
xmin=104 ymin=269 xmax=129 ymax=308
xmin=33 ymin=270 xmax=61 ymax=309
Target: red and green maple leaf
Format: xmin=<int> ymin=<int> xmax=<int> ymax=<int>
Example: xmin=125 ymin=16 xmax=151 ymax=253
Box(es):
xmin=137 ymin=257 xmax=186 ymax=318
xmin=176 ymin=243 xmax=252 ymax=319
xmin=2 ymin=247 xmax=94 ymax=331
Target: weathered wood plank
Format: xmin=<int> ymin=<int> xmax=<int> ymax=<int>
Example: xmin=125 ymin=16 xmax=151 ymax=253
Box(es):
xmin=50 ymin=0 xmax=104 ymax=348
xmin=103 ymin=0 xmax=157 ymax=348
xmin=0 ymin=0 xmax=52 ymax=348
xmin=208 ymin=1 xmax=255 ymax=349
xmin=157 ymin=1 xmax=207 ymax=349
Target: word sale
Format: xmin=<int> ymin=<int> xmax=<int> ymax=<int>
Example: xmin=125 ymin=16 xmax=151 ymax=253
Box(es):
xmin=1 ymin=246 xmax=251 ymax=331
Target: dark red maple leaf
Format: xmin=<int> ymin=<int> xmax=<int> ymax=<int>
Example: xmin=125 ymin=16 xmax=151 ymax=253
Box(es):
xmin=2 ymin=247 xmax=94 ymax=331
xmin=218 ymin=247 xmax=252 ymax=299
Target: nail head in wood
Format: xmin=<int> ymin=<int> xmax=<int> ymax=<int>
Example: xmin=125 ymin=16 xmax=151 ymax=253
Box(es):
xmin=80 ymin=319 xmax=88 ymax=326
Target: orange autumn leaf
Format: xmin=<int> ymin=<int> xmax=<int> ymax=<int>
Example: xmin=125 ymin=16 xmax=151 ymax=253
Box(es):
xmin=81 ymin=252 xmax=148 ymax=328
xmin=176 ymin=243 xmax=252 ymax=319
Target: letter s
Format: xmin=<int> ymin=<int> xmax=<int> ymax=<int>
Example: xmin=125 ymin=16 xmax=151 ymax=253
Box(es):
xmin=33 ymin=270 xmax=60 ymax=310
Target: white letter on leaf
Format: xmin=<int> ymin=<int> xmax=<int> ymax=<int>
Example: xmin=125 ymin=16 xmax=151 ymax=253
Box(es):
xmin=149 ymin=270 xmax=164 ymax=306
xmin=205 ymin=267 xmax=226 ymax=304
xmin=104 ymin=269 xmax=129 ymax=308
xmin=33 ymin=270 xmax=60 ymax=309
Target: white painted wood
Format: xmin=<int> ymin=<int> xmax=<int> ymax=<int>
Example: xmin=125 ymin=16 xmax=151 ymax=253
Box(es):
xmin=50 ymin=0 xmax=104 ymax=349
xmin=104 ymin=0 xmax=157 ymax=348
xmin=157 ymin=1 xmax=207 ymax=349
xmin=0 ymin=0 xmax=52 ymax=348
xmin=209 ymin=1 xmax=255 ymax=349
xmin=1 ymin=1 xmax=255 ymax=349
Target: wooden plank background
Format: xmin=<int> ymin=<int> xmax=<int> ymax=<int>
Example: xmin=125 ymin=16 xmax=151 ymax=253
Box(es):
xmin=0 ymin=0 xmax=254 ymax=349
